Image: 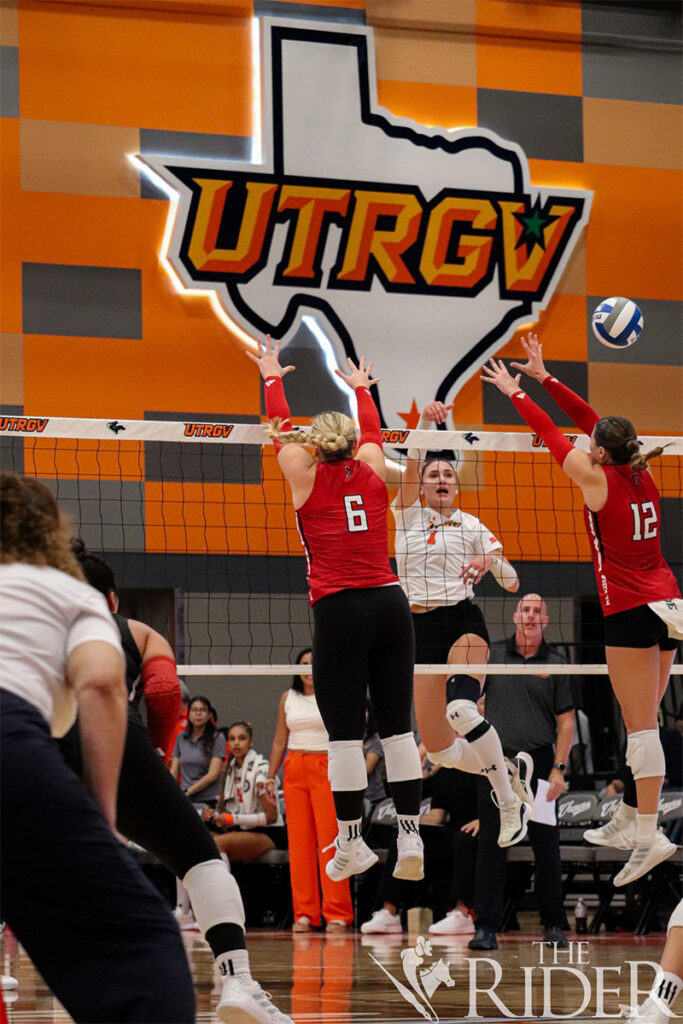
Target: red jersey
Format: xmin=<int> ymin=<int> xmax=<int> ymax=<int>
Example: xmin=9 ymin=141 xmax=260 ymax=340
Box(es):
xmin=584 ymin=464 xmax=680 ymax=616
xmin=296 ymin=459 xmax=398 ymax=604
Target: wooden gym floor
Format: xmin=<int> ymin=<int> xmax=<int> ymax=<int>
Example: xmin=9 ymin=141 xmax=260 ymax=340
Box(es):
xmin=2 ymin=916 xmax=672 ymax=1023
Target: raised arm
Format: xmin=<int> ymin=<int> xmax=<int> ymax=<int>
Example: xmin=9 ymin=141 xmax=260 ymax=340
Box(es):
xmin=335 ymin=356 xmax=385 ymax=479
xmin=393 ymin=401 xmax=451 ymax=510
xmin=511 ymin=333 xmax=599 ymax=436
xmin=481 ymin=358 xmax=607 ymax=509
xmin=247 ymin=335 xmax=315 ymax=496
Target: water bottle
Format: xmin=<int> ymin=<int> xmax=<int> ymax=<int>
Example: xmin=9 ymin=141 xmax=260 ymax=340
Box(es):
xmin=574 ymin=898 xmax=587 ymax=934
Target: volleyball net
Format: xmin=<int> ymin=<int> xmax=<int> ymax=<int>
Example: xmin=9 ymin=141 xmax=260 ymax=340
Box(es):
xmin=2 ymin=416 xmax=681 ymax=699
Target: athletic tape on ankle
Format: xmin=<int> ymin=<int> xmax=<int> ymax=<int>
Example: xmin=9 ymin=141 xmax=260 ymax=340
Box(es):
xmin=381 ymin=732 xmax=422 ymax=782
xmin=328 ymin=740 xmax=367 ymax=791
xmin=183 ymin=859 xmax=245 ymax=933
xmin=625 ymin=729 xmax=665 ymax=780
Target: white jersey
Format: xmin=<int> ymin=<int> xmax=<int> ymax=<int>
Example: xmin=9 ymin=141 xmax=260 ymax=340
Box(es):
xmin=392 ymin=498 xmax=502 ymax=608
xmin=0 ymin=563 xmax=123 ymax=736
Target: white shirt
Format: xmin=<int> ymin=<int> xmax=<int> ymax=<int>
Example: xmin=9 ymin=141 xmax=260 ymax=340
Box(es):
xmin=392 ymin=498 xmax=502 ymax=608
xmin=0 ymin=563 xmax=123 ymax=736
xmin=285 ymin=689 xmax=329 ymax=751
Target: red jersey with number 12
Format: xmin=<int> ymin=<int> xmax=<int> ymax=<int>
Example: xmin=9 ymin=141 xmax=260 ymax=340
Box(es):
xmin=296 ymin=459 xmax=398 ymax=604
xmin=584 ymin=464 xmax=680 ymax=616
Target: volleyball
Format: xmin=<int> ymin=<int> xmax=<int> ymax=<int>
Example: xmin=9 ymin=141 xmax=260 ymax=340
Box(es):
xmin=591 ymin=297 xmax=644 ymax=349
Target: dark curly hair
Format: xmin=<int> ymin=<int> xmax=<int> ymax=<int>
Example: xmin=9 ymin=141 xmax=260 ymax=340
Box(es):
xmin=0 ymin=472 xmax=83 ymax=581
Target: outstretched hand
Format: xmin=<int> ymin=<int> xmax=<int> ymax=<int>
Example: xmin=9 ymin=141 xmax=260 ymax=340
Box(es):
xmin=335 ymin=355 xmax=380 ymax=390
xmin=481 ymin=358 xmax=522 ymax=397
xmin=421 ymin=401 xmax=453 ymax=425
xmin=246 ymin=335 xmax=295 ymax=380
xmin=510 ymin=332 xmax=549 ymax=382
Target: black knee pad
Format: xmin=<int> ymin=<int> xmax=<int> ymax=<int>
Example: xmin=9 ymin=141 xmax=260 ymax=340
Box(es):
xmin=446 ymin=674 xmax=481 ymax=704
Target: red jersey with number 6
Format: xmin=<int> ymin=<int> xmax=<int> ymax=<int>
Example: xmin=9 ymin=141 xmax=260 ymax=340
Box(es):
xmin=295 ymin=459 xmax=398 ymax=604
xmin=584 ymin=464 xmax=680 ymax=616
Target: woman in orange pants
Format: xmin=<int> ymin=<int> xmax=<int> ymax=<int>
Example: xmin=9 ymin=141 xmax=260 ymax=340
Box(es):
xmin=267 ymin=650 xmax=353 ymax=932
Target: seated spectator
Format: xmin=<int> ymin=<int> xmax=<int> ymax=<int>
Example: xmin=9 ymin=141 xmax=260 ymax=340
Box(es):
xmin=170 ymin=695 xmax=226 ymax=807
xmin=267 ymin=649 xmax=353 ymax=933
xmin=361 ymin=767 xmax=479 ymax=935
xmin=364 ymin=702 xmax=387 ymax=809
xmin=207 ymin=722 xmax=282 ymax=862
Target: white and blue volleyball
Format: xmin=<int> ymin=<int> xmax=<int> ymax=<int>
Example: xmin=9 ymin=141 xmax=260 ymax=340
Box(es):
xmin=592 ymin=297 xmax=644 ymax=349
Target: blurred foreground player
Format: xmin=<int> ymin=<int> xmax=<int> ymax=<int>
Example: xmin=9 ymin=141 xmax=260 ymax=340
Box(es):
xmin=0 ymin=472 xmax=195 ymax=1024
xmin=68 ymin=541 xmax=292 ymax=1024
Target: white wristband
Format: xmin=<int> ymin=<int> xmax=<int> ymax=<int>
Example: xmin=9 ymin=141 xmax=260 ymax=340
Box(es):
xmin=489 ymin=555 xmax=518 ymax=590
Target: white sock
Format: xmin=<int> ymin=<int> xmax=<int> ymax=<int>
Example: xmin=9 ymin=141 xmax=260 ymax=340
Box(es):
xmin=175 ymin=878 xmax=191 ymax=914
xmin=635 ymin=812 xmax=658 ymax=843
xmin=468 ymin=729 xmax=515 ymax=803
xmin=217 ymin=949 xmax=250 ymax=980
xmin=615 ymin=801 xmax=637 ymax=826
xmin=430 ymin=738 xmax=481 ymax=772
xmin=397 ymin=815 xmax=420 ymax=839
xmin=337 ymin=818 xmax=363 ymax=844
xmin=651 ymin=970 xmax=682 ymax=1009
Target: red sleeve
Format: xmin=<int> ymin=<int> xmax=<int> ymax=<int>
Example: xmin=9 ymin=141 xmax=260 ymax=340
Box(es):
xmin=264 ymin=376 xmax=293 ymax=453
xmin=511 ymin=390 xmax=574 ymax=467
xmin=542 ymin=376 xmax=599 ymax=436
xmin=142 ymin=655 xmax=182 ymax=751
xmin=356 ymin=386 xmax=382 ymax=447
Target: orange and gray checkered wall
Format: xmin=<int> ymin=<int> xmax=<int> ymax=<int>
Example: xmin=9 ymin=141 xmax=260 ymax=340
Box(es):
xmin=1 ymin=0 xmax=681 ymax=573
xmin=1 ymin=0 xmax=681 ymax=432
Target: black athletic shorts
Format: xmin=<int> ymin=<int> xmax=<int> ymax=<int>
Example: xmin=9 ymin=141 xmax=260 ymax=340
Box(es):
xmin=413 ymin=599 xmax=490 ymax=664
xmin=604 ymin=603 xmax=679 ymax=650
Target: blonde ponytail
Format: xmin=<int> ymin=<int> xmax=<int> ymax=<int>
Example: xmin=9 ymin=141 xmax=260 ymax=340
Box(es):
xmin=267 ymin=412 xmax=356 ymax=461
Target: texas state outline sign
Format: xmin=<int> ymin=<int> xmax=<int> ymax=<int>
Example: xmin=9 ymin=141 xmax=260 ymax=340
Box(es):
xmin=140 ymin=17 xmax=592 ymax=426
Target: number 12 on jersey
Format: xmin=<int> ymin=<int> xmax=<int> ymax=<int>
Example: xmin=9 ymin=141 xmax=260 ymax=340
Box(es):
xmin=631 ymin=501 xmax=658 ymax=541
xmin=344 ymin=494 xmax=368 ymax=532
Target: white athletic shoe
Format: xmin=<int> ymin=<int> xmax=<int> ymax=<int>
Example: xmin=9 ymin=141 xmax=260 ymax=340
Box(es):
xmin=505 ymin=753 xmax=534 ymax=806
xmin=173 ymin=907 xmax=200 ymax=931
xmin=324 ymin=837 xmax=378 ymax=882
xmin=393 ymin=833 xmax=424 ymax=881
xmin=621 ymin=996 xmax=672 ymax=1023
xmin=584 ymin=816 xmax=637 ymax=850
xmin=1 ymin=975 xmax=18 ymax=991
xmin=217 ymin=975 xmax=293 ymax=1023
xmin=493 ymin=791 xmax=530 ymax=848
xmin=428 ymin=909 xmax=475 ymax=936
xmin=613 ymin=831 xmax=676 ymax=887
xmin=360 ymin=908 xmax=403 ymax=934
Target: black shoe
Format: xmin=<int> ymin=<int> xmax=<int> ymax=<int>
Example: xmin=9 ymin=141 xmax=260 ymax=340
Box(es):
xmin=468 ymin=926 xmax=498 ymax=951
xmin=544 ymin=925 xmax=568 ymax=948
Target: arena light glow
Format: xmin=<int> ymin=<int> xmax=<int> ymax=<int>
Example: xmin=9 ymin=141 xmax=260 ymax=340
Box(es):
xmin=302 ymin=315 xmax=358 ymax=419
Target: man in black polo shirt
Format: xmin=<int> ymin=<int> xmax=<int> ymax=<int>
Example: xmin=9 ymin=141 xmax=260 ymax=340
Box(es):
xmin=468 ymin=593 xmax=575 ymax=950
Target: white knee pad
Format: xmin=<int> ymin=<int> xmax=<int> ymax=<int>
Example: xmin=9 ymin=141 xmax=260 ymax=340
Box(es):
xmin=183 ymin=858 xmax=245 ymax=934
xmin=668 ymin=898 xmax=683 ymax=932
xmin=626 ymin=729 xmax=665 ymax=780
xmin=328 ymin=739 xmax=367 ymax=792
xmin=381 ymin=732 xmax=422 ymax=782
xmin=447 ymin=699 xmax=487 ymax=738
xmin=428 ymin=739 xmax=465 ymax=769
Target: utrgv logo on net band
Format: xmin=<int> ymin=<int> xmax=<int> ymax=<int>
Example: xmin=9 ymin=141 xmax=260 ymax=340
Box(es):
xmin=368 ymin=935 xmax=667 ymax=1020
xmin=139 ymin=17 xmax=592 ymax=427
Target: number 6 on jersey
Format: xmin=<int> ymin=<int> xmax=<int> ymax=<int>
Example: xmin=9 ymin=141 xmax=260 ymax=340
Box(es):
xmin=344 ymin=494 xmax=368 ymax=532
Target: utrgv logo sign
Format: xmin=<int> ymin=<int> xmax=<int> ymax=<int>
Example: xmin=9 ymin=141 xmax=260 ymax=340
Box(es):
xmin=140 ymin=18 xmax=592 ymax=426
